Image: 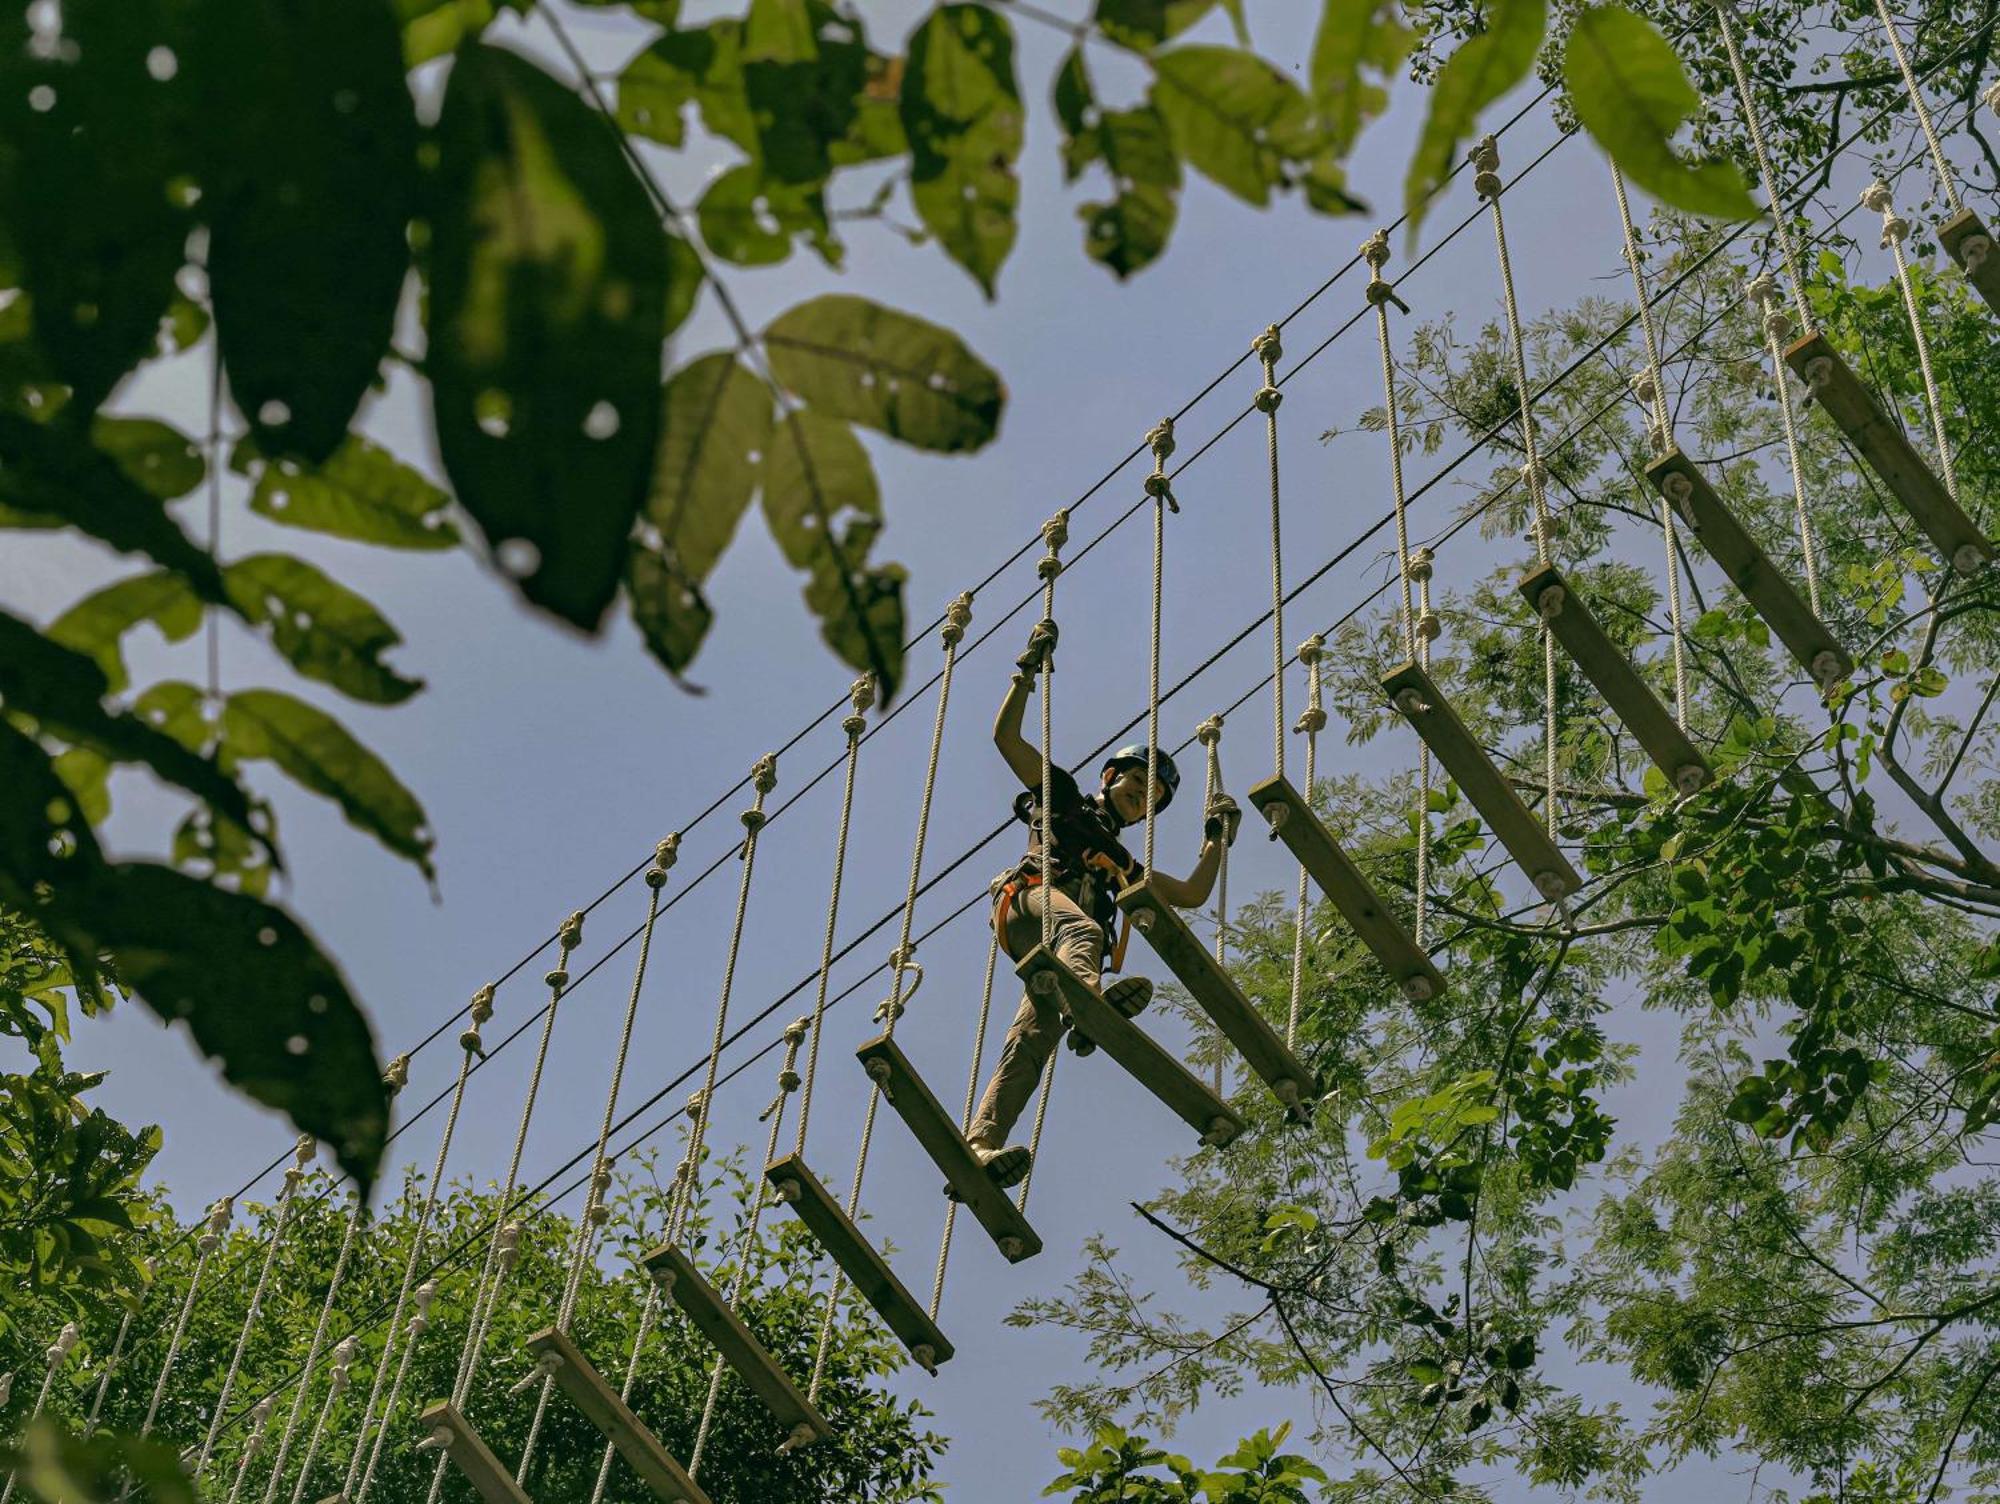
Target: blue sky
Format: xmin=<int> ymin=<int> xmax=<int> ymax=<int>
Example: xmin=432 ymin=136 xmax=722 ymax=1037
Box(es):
xmin=9 ymin=0 xmax=1964 ymax=1496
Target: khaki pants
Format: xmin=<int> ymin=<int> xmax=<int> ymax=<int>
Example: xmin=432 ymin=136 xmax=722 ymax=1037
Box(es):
xmin=967 ymin=883 xmax=1105 ymax=1150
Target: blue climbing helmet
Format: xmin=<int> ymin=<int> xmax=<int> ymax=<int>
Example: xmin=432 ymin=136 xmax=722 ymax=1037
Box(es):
xmin=1102 ymin=744 xmax=1181 ymax=812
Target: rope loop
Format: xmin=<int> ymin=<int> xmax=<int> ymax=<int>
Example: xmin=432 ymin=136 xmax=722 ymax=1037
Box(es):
xmin=1195 ymin=713 xmax=1224 ymax=747
xmin=751 ymin=752 xmax=779 ymax=796
xmin=1146 ymin=416 xmax=1176 ymax=463
xmin=1040 ymin=508 xmax=1070 ymax=554
xmin=1408 ymin=546 xmax=1434 ymax=582
xmin=198 ymin=1197 xmax=233 ymax=1252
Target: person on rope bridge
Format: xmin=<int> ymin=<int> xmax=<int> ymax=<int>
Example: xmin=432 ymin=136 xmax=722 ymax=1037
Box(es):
xmin=964 ymin=618 xmax=1243 ymax=1189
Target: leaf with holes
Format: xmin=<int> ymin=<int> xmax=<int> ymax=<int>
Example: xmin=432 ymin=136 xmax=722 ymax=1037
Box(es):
xmin=763 ymin=295 xmax=1003 ymax=453
xmin=696 ymin=163 xmax=839 ymax=268
xmin=235 ymin=434 xmax=459 ymax=550
xmin=0 ymin=609 xmax=256 ymax=838
xmin=1311 ymin=0 xmax=1414 ymax=155
xmin=1150 ymin=46 xmax=1316 ymax=208
xmin=742 ymin=6 xmax=869 ymax=187
xmin=188 ymin=0 xmax=418 ymax=464
xmin=743 ymin=0 xmax=816 ymax=63
xmin=91 ymin=417 xmax=204 ymax=501
xmin=616 ymin=21 xmax=757 ymax=153
xmin=222 ymin=688 xmax=433 ymax=878
xmin=0 ymin=0 xmax=195 ymax=414
xmin=762 ymin=409 xmax=905 ymax=699
xmin=224 ymin=554 xmax=423 ymax=705
xmin=1403 ymin=0 xmax=1546 ymax=241
xmin=45 ymin=571 xmax=202 ymax=695
xmin=1564 ymin=5 xmax=1760 ymax=221
xmin=902 ymin=5 xmax=1022 ymax=297
xmin=629 ymin=352 xmax=772 ymax=678
xmin=1095 ymin=0 xmax=1226 ymax=49
xmin=0 ymin=416 xmax=228 ymax=604
xmin=427 ymin=42 xmax=673 ymax=630
xmin=1053 ymin=49 xmax=1182 ymax=276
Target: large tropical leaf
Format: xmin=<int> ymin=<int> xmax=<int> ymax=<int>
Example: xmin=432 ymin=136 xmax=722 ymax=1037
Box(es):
xmin=0 ymin=0 xmax=193 ymax=414
xmin=1403 ymin=0 xmax=1548 ymax=240
xmin=1564 ymin=5 xmax=1761 ymax=221
xmin=1149 ymin=46 xmax=1316 ymax=207
xmin=189 ymin=0 xmax=419 ymax=464
xmin=902 ymin=5 xmax=1022 ymax=296
xmin=236 ymin=434 xmax=459 ymax=550
xmin=763 ymin=295 xmax=1003 ymax=452
xmin=762 ymin=409 xmax=905 ymax=699
xmin=223 ymin=688 xmax=434 ymax=877
xmin=427 ymin=42 xmax=674 ymax=630
xmin=224 ymin=555 xmax=423 ymax=705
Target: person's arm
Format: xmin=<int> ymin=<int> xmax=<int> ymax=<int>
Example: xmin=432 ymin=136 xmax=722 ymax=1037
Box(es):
xmin=994 ymin=621 xmax=1057 ymax=790
xmin=1147 ymin=793 xmax=1242 ymax=908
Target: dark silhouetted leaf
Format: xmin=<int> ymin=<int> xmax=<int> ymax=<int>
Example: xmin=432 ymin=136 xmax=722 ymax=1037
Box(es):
xmin=629 ymin=352 xmax=772 ymax=677
xmin=762 ymin=409 xmax=904 ymax=698
xmin=763 ymin=294 xmax=1003 ymax=452
xmin=224 ymin=554 xmax=423 ymax=705
xmin=741 ymin=6 xmax=867 ymax=186
xmin=235 ymin=434 xmax=459 ymax=550
xmin=1403 ymin=0 xmax=1546 ymax=240
xmin=223 ymin=688 xmax=433 ymax=877
xmin=190 ymin=0 xmax=419 ymax=464
xmin=91 ymin=417 xmax=204 ymax=501
xmin=903 ymin=6 xmax=1022 ymax=296
xmin=0 ymin=416 xmax=228 ymax=604
xmin=399 ymin=0 xmax=502 ymax=67
xmin=1311 ymin=0 xmax=1415 ymax=155
xmin=427 ymin=42 xmax=672 ymax=629
xmin=1564 ymin=5 xmax=1761 ymax=221
xmin=5 ymin=1416 xmax=195 ymax=1504
xmin=0 ymin=609 xmax=255 ymax=835
xmin=45 ymin=572 xmax=201 ymax=694
xmin=0 ymin=0 xmax=193 ymax=414
xmin=1150 ymin=46 xmax=1315 ymax=207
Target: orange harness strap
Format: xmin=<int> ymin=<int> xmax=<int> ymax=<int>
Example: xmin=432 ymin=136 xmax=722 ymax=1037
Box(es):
xmin=994 ymin=857 xmax=1134 ymax=974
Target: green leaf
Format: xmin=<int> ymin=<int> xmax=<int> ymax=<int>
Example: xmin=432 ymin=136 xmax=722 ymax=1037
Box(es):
xmin=743 ymin=0 xmax=817 ymax=63
xmin=223 ymin=688 xmax=433 ymax=877
xmin=0 ymin=609 xmax=257 ymax=838
xmin=427 ymin=42 xmax=674 ymax=630
xmin=224 ymin=554 xmax=423 ymax=705
xmin=44 ymin=572 xmax=202 ymax=694
xmin=1053 ymin=51 xmax=1182 ymax=277
xmin=741 ymin=7 xmax=868 ymax=186
xmin=4 ymin=1417 xmax=195 ymax=1504
xmin=903 ymin=5 xmax=1023 ymax=296
xmin=616 ymin=23 xmax=758 ymax=153
xmin=236 ymin=434 xmax=460 ymax=550
xmin=189 ymin=0 xmax=419 ymax=464
xmin=696 ymin=163 xmax=838 ymax=268
xmin=763 ymin=294 xmax=1004 ymax=452
xmin=1563 ymin=5 xmax=1760 ymax=221
xmin=398 ymin=0 xmax=499 ymax=68
xmin=91 ymin=417 xmax=204 ymax=502
xmin=762 ymin=410 xmax=906 ymax=699
xmin=628 ymin=353 xmax=771 ymax=678
xmin=1310 ymin=0 xmax=1415 ymax=155
xmin=0 ymin=416 xmax=228 ymax=604
xmin=0 ymin=0 xmax=194 ymax=414
xmin=1150 ymin=46 xmax=1314 ymax=207
xmin=1402 ymin=0 xmax=1547 ymax=241
xmin=1095 ymin=0 xmax=1222 ymax=49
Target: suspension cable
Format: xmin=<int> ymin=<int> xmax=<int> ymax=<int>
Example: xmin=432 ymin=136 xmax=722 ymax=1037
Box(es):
xmin=258 ymin=1183 xmax=367 ymax=1504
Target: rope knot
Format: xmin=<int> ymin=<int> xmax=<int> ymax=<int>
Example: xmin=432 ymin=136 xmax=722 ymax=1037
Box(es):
xmin=1986 ymin=78 xmax=2000 ymax=115
xmin=686 ymin=1088 xmax=708 ymax=1122
xmin=1297 ymin=632 xmax=1326 ymax=666
xmin=1254 ymin=385 xmax=1283 ymax=413
xmin=383 ymin=1052 xmax=411 ymax=1093
xmin=941 ymin=591 xmax=974 ymax=646
xmin=1294 ymin=706 xmax=1328 ymax=734
xmin=1628 ymin=369 xmax=1659 ymax=407
xmin=1040 ymin=508 xmax=1070 ymax=553
xmin=751 ymin=752 xmax=779 ymax=795
xmin=47 ymin=1323 xmax=79 ymax=1363
xmin=544 ymin=966 xmax=569 ymax=993
xmin=1194 ymin=712 xmax=1224 ymax=747
xmin=1417 ymin=609 xmax=1442 ymax=642
xmin=1362 ymin=229 xmax=1391 ymax=269
xmin=1145 ymin=417 xmax=1176 ymax=463
xmin=646 ymin=832 xmax=680 ymax=888
xmin=1470 ymin=135 xmax=1502 ymax=199
xmin=1860 ymin=180 xmax=1908 ymax=246
xmin=470 ymin=983 xmax=496 ymax=1026
xmin=781 ymin=1015 xmax=812 ymax=1047
xmin=558 ymin=911 xmax=585 ymax=952
xmin=1407 ymin=546 xmax=1435 ymax=583
xmin=1251 ymin=324 xmax=1282 ymax=367
xmin=741 ymin=804 xmax=768 ymax=834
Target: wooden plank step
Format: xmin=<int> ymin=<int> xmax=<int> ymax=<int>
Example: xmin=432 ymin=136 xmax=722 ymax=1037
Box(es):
xmin=764 ymin=1153 xmax=954 ymax=1375
xmin=1379 ymin=661 xmax=1583 ymax=901
xmin=1245 ymin=774 xmax=1446 ymax=1003
xmin=1783 ymin=330 xmax=1992 ymax=576
xmin=854 ymin=1035 xmax=1044 ymax=1264
xmin=1940 ymin=207 xmax=1999 ymax=315
xmin=414 ymin=1402 xmax=532 ymax=1504
xmin=519 ymin=1330 xmax=711 ymax=1504
xmin=1116 ymin=877 xmax=1316 ymax=1121
xmin=1644 ymin=448 xmax=1852 ymax=689
xmin=1016 ymin=946 xmax=1245 ymax=1149
xmin=1515 ymin=565 xmax=1711 ymax=797
xmin=639 ymin=1245 xmax=830 ymax=1451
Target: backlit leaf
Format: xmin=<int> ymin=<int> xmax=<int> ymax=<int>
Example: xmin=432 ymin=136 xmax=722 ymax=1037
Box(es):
xmin=1403 ymin=0 xmax=1547 ymax=241
xmin=1095 ymin=0 xmax=1222 ymax=49
xmin=1310 ymin=0 xmax=1415 ymax=155
xmin=45 ymin=572 xmax=202 ymax=695
xmin=224 ymin=554 xmax=423 ymax=705
xmin=903 ymin=5 xmax=1022 ymax=296
xmin=696 ymin=164 xmax=838 ymax=268
xmin=742 ymin=8 xmax=867 ymax=185
xmin=236 ymin=434 xmax=459 ymax=550
xmin=1150 ymin=46 xmax=1314 ymax=207
xmin=190 ymin=0 xmax=419 ymax=464
xmin=427 ymin=42 xmax=673 ymax=630
xmin=1053 ymin=49 xmax=1182 ymax=276
xmin=616 ymin=23 xmax=758 ymax=152
xmin=91 ymin=417 xmax=204 ymax=502
xmin=1563 ymin=4 xmax=1761 ymax=221
xmin=763 ymin=294 xmax=1003 ymax=452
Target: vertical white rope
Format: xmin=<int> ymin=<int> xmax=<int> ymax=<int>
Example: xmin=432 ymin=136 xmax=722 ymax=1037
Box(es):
xmin=259 ymin=1186 xmax=367 ymax=1504
xmin=82 ymin=1305 xmax=135 ymax=1439
xmin=194 ymin=1138 xmax=315 ymax=1480
xmin=1475 ymin=135 xmax=1561 ymax=839
xmin=1869 ymin=0 xmax=1964 ymax=217
xmin=0 ymin=1324 xmax=78 ymax=1504
xmin=1144 ymin=420 xmax=1176 ymax=874
xmin=932 ymin=924 xmax=1004 ymax=1321
xmin=1715 ymin=1 xmax=1813 ymax=329
xmin=585 ymin=1288 xmax=661 ymax=1504
xmin=1016 ymin=1042 xmax=1059 ymax=1212
xmin=1412 ymin=553 xmax=1438 ymax=943
xmin=1018 ymin=510 xmax=1068 ymax=1214
xmin=1255 ymin=328 xmax=1287 ymax=780
xmin=688 ymin=1024 xmax=812 ymax=1478
xmin=1196 ymin=714 xmax=1228 ymax=1091
xmin=223 ymin=1397 xmax=275 ymax=1504
xmin=139 ymin=1198 xmax=231 ymax=1438
xmin=1864 ymin=180 xmax=1964 ymax=516
xmin=339 ymin=996 xmax=482 ymax=1504
xmin=1747 ymin=271 xmax=1827 ymax=618
xmin=796 ymin=673 xmax=886 ymax=1158
xmin=1288 ymin=637 xmax=1326 ymax=1047
xmin=285 ymin=1335 xmax=359 ymax=1504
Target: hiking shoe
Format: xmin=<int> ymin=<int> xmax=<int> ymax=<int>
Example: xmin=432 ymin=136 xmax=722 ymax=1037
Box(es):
xmin=948 ymin=1143 xmax=1032 ymax=1197
xmin=1104 ymin=976 xmax=1153 ymax=1019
